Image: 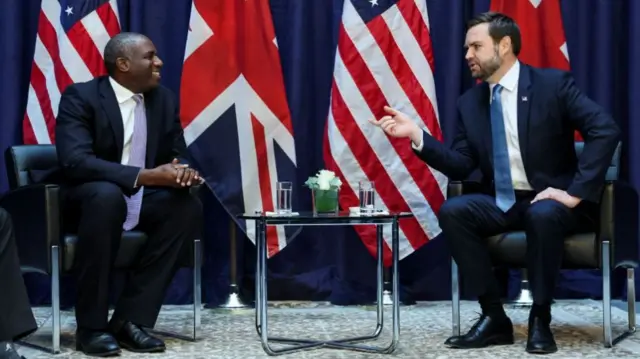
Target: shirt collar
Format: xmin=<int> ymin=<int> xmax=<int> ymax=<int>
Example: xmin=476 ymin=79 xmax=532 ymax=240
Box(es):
xmin=489 ymin=60 xmax=520 ymax=93
xmin=108 ymin=77 xmax=141 ymax=104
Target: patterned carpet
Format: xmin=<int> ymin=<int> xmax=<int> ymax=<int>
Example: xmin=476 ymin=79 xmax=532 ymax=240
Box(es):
xmin=15 ymin=300 xmax=640 ymax=359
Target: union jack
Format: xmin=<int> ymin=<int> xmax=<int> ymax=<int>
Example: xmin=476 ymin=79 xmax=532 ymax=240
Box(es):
xmin=23 ymin=0 xmax=121 ymax=145
xmin=180 ymin=0 xmax=299 ymax=257
xmin=325 ymin=0 xmax=447 ymax=264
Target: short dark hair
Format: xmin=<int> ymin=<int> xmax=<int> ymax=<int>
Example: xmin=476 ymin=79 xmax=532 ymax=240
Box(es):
xmin=467 ymin=12 xmax=521 ymax=56
xmin=103 ymin=32 xmax=148 ymax=76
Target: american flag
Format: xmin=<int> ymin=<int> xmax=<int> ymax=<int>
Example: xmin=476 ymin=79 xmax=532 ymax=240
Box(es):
xmin=23 ymin=0 xmax=121 ymax=145
xmin=180 ymin=0 xmax=299 ymax=258
xmin=324 ymin=0 xmax=447 ymax=263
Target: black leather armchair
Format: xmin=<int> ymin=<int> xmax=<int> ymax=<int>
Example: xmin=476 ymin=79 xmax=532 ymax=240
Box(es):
xmin=1 ymin=144 xmax=203 ymax=354
xmin=448 ymin=142 xmax=637 ymax=347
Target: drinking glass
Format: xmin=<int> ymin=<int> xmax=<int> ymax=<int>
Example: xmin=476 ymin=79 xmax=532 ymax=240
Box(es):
xmin=276 ymin=181 xmax=292 ymax=214
xmin=358 ymin=180 xmax=375 ymax=215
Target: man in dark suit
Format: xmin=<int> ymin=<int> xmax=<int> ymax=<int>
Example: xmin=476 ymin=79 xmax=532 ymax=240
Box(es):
xmin=371 ymin=12 xmax=620 ymax=355
xmin=55 ymin=32 xmax=203 ymax=357
xmin=0 ymin=208 xmax=37 ymax=359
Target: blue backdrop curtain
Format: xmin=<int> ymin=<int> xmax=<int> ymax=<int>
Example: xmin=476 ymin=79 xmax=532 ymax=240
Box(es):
xmin=0 ymin=0 xmax=639 ymax=307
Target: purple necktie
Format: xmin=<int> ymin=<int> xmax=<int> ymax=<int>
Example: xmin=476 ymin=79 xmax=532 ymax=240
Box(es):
xmin=123 ymin=94 xmax=147 ymax=231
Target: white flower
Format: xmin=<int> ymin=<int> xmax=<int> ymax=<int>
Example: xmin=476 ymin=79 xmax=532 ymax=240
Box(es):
xmin=316 ymin=170 xmax=335 ymax=190
xmin=317 ymin=170 xmax=335 ymax=181
xmin=318 ymin=178 xmax=330 ymax=190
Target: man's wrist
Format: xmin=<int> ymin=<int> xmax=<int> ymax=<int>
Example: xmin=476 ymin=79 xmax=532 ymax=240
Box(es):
xmin=563 ymin=189 xmax=582 ymax=205
xmin=137 ymin=168 xmax=154 ymax=187
xmin=409 ymin=127 xmax=423 ymax=147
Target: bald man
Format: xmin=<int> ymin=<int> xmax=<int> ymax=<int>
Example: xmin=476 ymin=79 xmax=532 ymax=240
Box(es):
xmin=55 ymin=32 xmax=203 ymax=356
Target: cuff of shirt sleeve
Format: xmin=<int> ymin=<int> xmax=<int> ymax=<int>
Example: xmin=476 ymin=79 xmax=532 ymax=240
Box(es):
xmin=134 ymin=169 xmax=141 ymax=188
xmin=411 ymin=138 xmax=423 ymax=151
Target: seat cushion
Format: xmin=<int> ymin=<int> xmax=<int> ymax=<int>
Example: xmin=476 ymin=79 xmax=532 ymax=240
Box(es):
xmin=487 ymin=231 xmax=599 ymax=269
xmin=62 ymin=231 xmax=148 ymax=272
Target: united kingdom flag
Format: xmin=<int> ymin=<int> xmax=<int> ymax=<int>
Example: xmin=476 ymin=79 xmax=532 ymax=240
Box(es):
xmin=180 ymin=0 xmax=299 ymax=257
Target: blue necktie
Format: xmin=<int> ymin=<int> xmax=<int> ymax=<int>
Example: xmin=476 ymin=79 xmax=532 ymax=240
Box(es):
xmin=490 ymin=85 xmax=516 ymax=212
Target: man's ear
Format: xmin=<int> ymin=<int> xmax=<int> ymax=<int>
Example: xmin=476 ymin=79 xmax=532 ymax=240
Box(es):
xmin=116 ymin=57 xmax=130 ymax=73
xmin=499 ymin=36 xmax=512 ymax=56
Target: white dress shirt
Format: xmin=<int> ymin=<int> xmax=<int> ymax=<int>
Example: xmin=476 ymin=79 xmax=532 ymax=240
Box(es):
xmin=412 ymin=60 xmax=532 ymax=190
xmin=108 ymin=77 xmax=143 ymax=166
xmin=108 ymin=77 xmax=144 ymax=187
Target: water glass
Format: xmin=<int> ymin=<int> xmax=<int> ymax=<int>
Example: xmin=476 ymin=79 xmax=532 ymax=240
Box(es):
xmin=358 ymin=180 xmax=375 ymax=214
xmin=276 ymin=181 xmax=292 ymax=214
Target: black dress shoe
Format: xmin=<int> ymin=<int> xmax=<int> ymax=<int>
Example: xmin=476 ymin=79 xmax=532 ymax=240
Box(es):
xmin=111 ymin=321 xmax=165 ymax=353
xmin=444 ymin=314 xmax=514 ymax=349
xmin=526 ymin=316 xmax=557 ymax=354
xmin=75 ymin=328 xmax=121 ymax=357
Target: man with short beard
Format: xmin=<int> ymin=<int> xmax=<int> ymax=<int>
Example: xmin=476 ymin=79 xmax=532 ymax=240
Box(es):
xmin=370 ymin=12 xmax=620 ymax=355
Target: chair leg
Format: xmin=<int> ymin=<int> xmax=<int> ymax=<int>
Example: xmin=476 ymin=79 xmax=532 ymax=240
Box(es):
xmin=149 ymin=239 xmax=201 ymax=342
xmin=451 ymin=259 xmax=460 ymax=336
xmin=192 ymin=239 xmax=202 ymax=341
xmin=601 ymin=241 xmax=637 ymax=347
xmin=608 ymin=267 xmax=638 ymax=346
xmin=16 ymin=245 xmax=61 ymax=354
xmin=602 ymin=240 xmax=613 ymax=347
xmin=51 ymin=245 xmax=61 ymax=353
xmin=626 ymin=268 xmax=636 ymax=333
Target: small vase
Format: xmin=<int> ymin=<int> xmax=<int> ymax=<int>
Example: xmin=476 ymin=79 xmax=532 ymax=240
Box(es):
xmin=312 ymin=188 xmax=339 ymax=215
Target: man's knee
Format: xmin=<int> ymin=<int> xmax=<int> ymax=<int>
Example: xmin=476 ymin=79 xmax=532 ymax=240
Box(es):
xmin=525 ymin=199 xmax=570 ymax=227
xmin=160 ymin=192 xmax=203 ymax=241
xmin=176 ymin=193 xmax=203 ymax=225
xmin=74 ymin=182 xmax=127 ymax=226
xmin=438 ymin=195 xmax=475 ymax=225
xmin=85 ymin=182 xmax=125 ymax=209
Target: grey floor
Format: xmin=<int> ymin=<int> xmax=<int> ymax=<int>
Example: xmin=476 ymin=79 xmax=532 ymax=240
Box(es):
xmin=15 ymin=299 xmax=640 ymax=359
xmin=612 ymin=299 xmax=637 ymax=312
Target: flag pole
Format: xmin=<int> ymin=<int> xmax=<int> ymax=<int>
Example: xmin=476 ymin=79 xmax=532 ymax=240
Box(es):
xmin=505 ymin=269 xmax=533 ymax=307
xmin=382 ymin=266 xmax=393 ymax=305
xmin=219 ymin=218 xmax=250 ymax=308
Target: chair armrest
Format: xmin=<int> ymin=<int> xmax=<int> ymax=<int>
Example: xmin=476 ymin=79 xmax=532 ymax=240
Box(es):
xmin=447 ymin=181 xmax=485 ymax=198
xmin=0 ymin=184 xmax=61 ymax=275
xmin=601 ymin=180 xmax=640 ymax=269
xmin=176 ymin=183 xmax=205 ymax=268
xmin=599 ymin=182 xmax=614 ymax=242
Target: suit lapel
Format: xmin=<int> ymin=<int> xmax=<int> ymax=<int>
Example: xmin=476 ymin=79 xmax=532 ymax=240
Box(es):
xmin=473 ymin=84 xmax=494 ymax=167
xmin=143 ymin=89 xmax=159 ymax=168
xmin=517 ymin=64 xmax=532 ymax=168
xmin=99 ymin=78 xmax=124 ymax=159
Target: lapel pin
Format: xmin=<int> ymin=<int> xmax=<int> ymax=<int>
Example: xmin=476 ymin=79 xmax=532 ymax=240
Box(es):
xmin=521 ymin=96 xmax=528 ymax=102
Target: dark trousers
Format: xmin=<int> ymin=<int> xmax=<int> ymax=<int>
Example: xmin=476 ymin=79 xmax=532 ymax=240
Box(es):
xmin=439 ymin=192 xmax=597 ymax=305
xmin=63 ymin=182 xmax=202 ymax=330
xmin=0 ymin=208 xmax=38 ymax=341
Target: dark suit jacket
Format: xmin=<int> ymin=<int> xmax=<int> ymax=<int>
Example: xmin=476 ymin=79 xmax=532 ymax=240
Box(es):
xmin=415 ymin=64 xmax=620 ymax=203
xmin=55 ymin=76 xmax=190 ymax=196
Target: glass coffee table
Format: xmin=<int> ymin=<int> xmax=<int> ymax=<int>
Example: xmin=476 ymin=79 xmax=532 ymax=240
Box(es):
xmin=237 ymin=210 xmax=414 ymax=356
